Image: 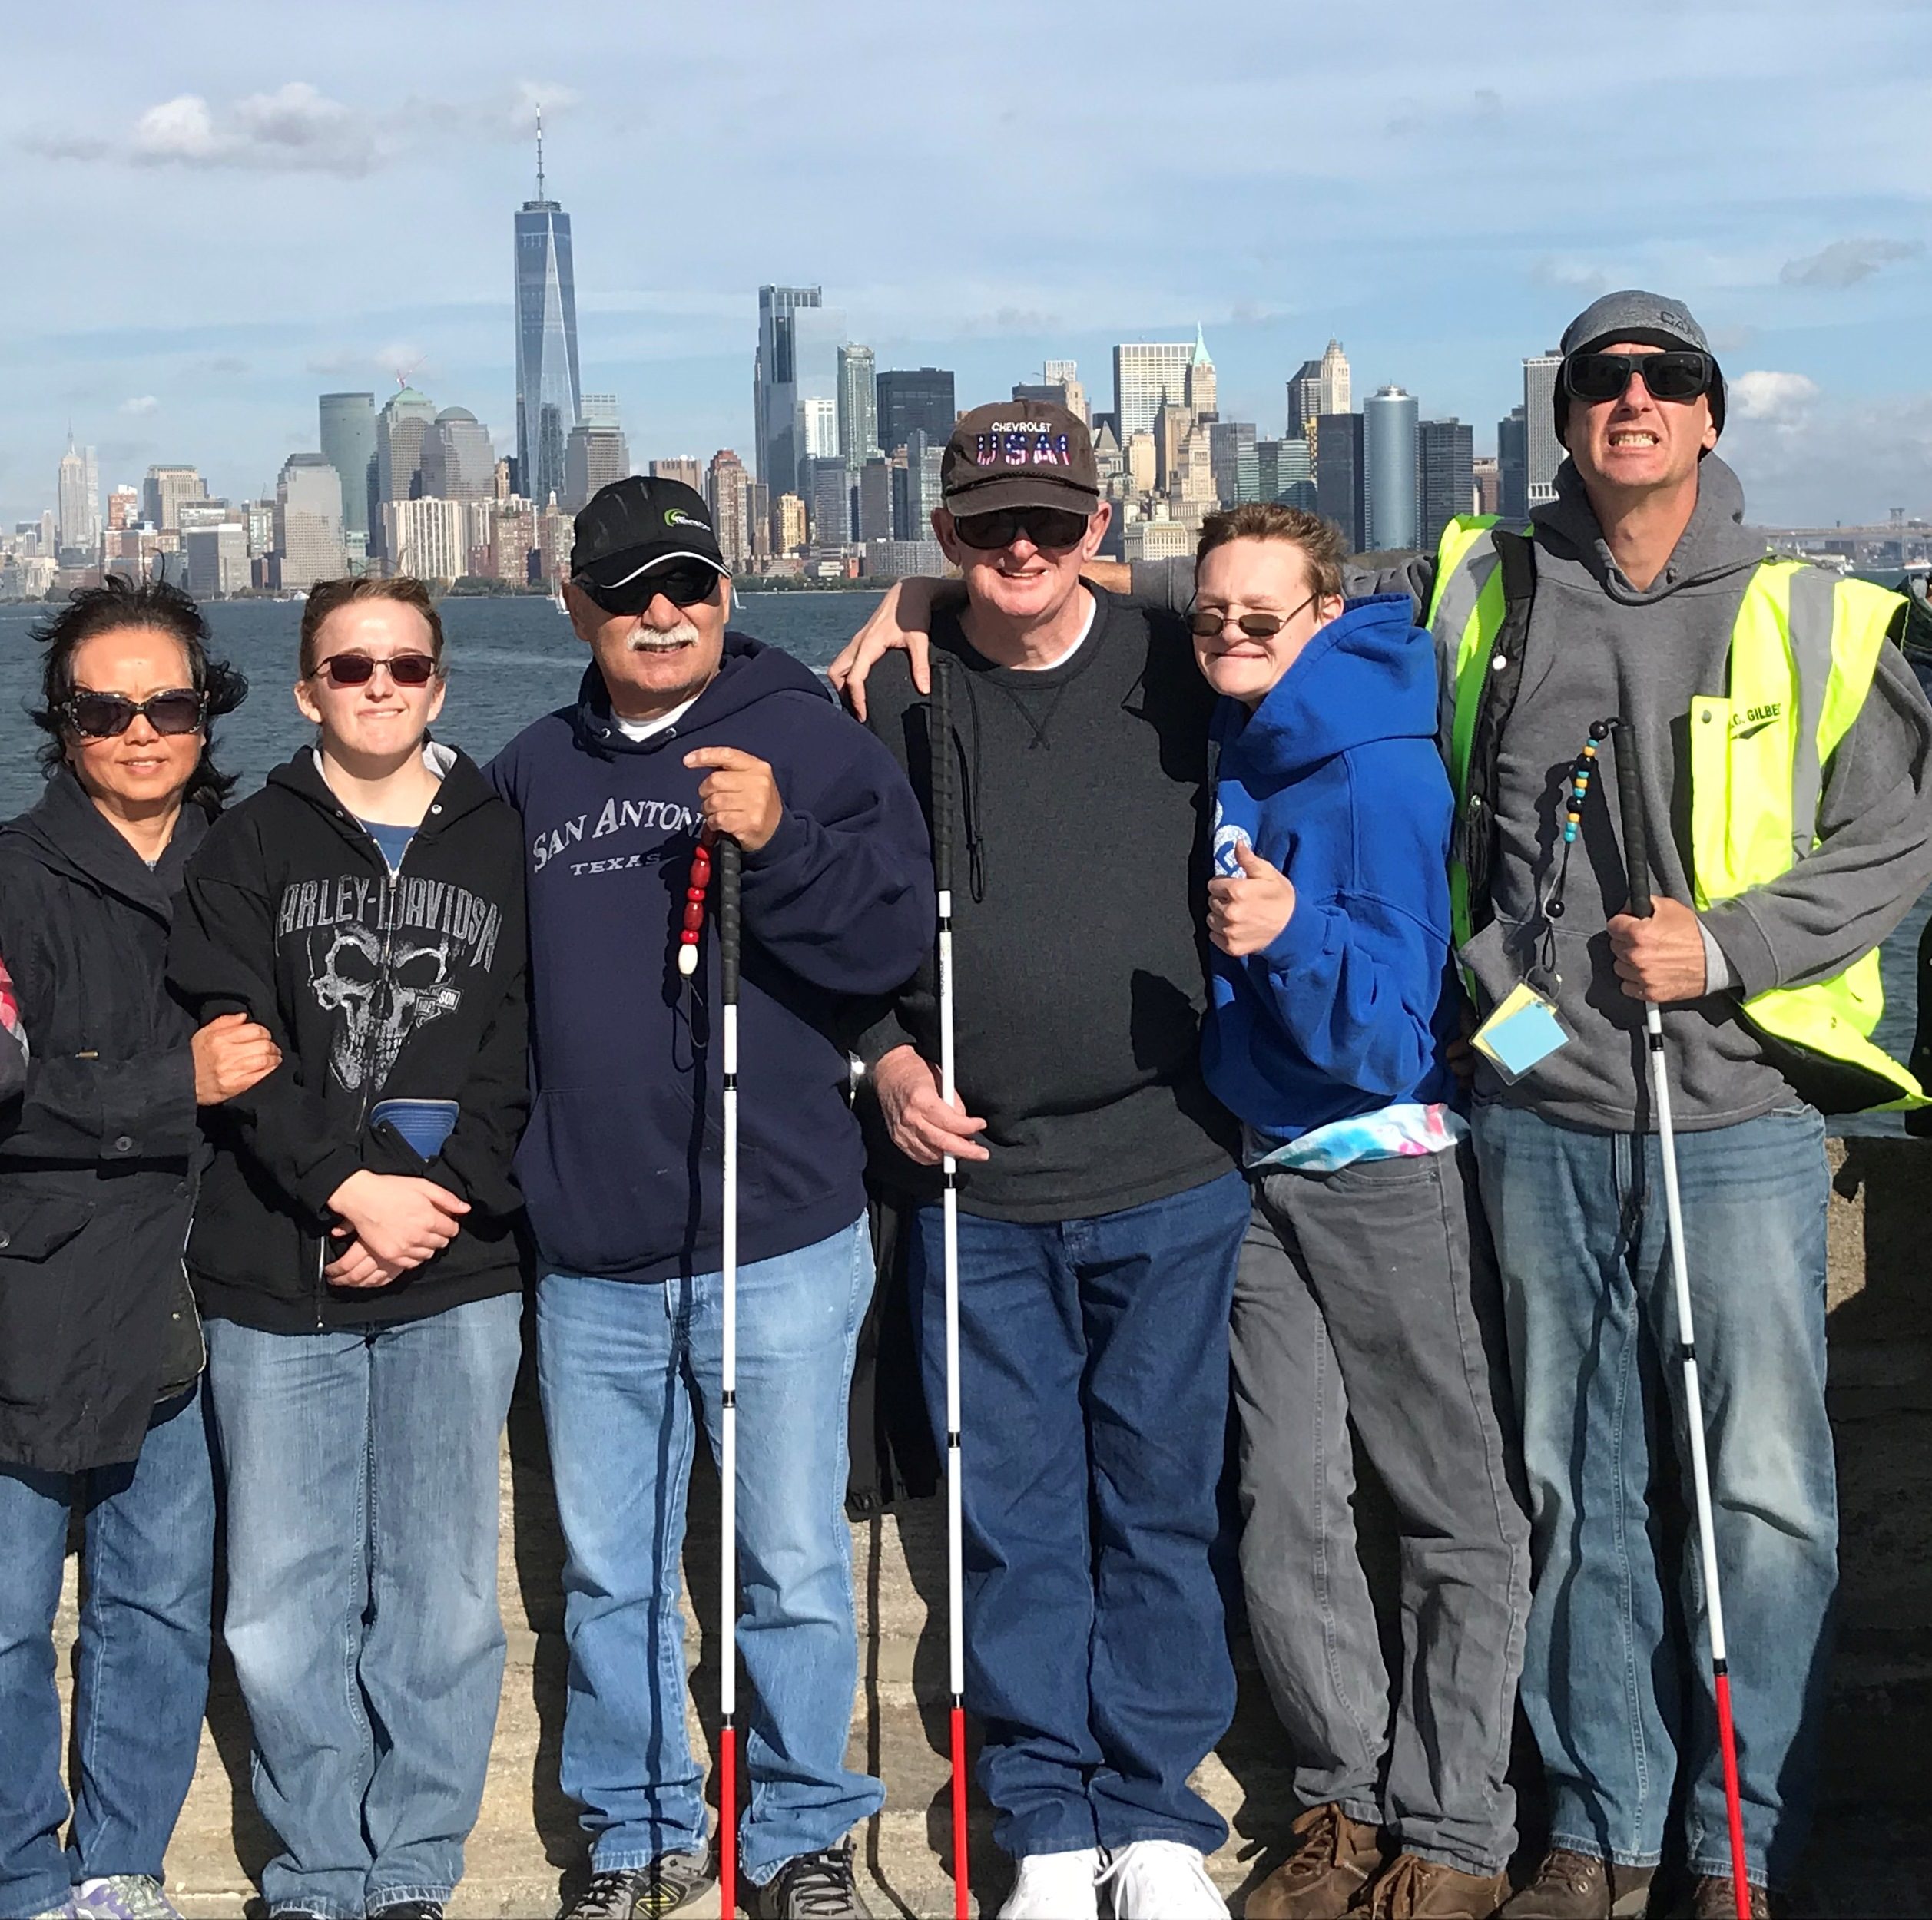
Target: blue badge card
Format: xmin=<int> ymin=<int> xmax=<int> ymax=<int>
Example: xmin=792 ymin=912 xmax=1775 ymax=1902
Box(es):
xmin=1471 ymin=984 xmax=1570 ymax=1085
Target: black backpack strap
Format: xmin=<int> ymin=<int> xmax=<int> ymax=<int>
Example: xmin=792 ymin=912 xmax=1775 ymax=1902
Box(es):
xmin=1456 ymin=528 xmax=1537 ymax=940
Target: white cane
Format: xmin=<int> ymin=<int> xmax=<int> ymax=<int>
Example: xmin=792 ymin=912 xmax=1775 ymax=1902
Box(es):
xmin=716 ymin=833 xmax=742 ymax=1920
xmin=931 ymin=654 xmax=970 ymax=1920
xmin=1609 ymin=720 xmax=1751 ymax=1919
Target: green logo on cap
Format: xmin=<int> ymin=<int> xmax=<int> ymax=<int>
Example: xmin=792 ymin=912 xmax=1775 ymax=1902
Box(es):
xmin=665 ymin=509 xmax=706 ymax=530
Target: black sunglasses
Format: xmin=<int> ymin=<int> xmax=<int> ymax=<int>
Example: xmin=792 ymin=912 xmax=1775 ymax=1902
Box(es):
xmin=951 ymin=507 xmax=1092 ymax=552
xmin=1563 ymin=350 xmax=1715 ymax=406
xmin=61 ymin=688 xmax=207 ymax=740
xmin=310 ymin=652 xmax=441 ymax=689
xmin=1188 ymin=591 xmax=1320 ymax=641
xmin=577 ymin=561 xmax=723 ymax=617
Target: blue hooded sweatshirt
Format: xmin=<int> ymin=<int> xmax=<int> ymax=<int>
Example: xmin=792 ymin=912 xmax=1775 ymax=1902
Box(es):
xmin=1202 ymin=593 xmax=1456 ymax=1142
xmin=489 ymin=634 xmax=933 ymax=1282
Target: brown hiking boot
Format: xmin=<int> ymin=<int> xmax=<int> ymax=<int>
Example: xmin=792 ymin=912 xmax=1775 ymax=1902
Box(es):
xmin=1246 ymin=1803 xmax=1386 ymax=1919
xmin=1365 ymin=1854 xmax=1510 ymax=1918
xmin=1496 ymin=1850 xmax=1655 ymax=1920
xmin=1683 ymin=1879 xmax=1770 ymax=1920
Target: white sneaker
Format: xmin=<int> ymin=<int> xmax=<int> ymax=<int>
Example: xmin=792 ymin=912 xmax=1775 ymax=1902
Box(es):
xmin=1096 ymin=1841 xmax=1228 ymax=1920
xmin=999 ymin=1848 xmax=1102 ymax=1920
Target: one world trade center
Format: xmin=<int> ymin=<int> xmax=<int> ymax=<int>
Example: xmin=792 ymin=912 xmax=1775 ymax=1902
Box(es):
xmin=515 ymin=111 xmax=582 ymax=507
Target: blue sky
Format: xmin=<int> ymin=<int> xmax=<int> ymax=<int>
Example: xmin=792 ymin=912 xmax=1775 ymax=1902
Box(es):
xmin=5 ymin=0 xmax=1929 ymax=528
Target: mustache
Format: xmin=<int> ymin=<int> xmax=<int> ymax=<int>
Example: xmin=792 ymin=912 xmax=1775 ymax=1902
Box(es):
xmin=628 ymin=618 xmax=703 ymax=648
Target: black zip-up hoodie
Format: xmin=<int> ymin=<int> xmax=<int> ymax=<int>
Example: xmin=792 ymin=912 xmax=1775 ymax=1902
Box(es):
xmin=168 ymin=745 xmax=529 ymax=1331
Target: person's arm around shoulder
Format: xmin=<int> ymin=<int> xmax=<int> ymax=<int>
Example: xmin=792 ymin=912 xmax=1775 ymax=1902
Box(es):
xmin=167 ymin=810 xmax=363 ymax=1215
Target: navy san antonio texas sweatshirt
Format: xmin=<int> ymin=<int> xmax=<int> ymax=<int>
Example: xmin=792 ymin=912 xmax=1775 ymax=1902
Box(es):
xmin=1204 ymin=594 xmax=1456 ymax=1140
xmin=488 ymin=634 xmax=933 ymax=1283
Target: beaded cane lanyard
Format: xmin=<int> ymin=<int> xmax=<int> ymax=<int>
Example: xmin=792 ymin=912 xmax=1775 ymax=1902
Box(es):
xmin=1527 ymin=718 xmax=1614 ymax=994
xmin=678 ymin=831 xmax=714 ymax=979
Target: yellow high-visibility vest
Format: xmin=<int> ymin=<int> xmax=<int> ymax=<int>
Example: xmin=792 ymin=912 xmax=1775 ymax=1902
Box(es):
xmin=1428 ymin=515 xmax=1925 ymax=1113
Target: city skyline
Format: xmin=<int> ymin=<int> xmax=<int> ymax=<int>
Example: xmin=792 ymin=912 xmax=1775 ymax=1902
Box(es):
xmin=2 ymin=0 xmax=1928 ymax=530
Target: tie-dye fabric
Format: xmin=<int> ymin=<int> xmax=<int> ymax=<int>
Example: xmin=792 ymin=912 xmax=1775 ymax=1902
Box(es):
xmin=1244 ymin=1101 xmax=1466 ymax=1174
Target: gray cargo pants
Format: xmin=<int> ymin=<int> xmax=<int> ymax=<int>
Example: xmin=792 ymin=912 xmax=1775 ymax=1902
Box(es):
xmin=1230 ymin=1141 xmax=1530 ymax=1875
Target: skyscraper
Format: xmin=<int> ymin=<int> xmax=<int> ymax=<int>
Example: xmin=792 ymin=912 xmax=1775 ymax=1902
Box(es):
xmin=1313 ymin=412 xmax=1366 ymax=553
xmin=57 ymin=436 xmax=100 ymax=556
xmin=319 ymin=392 xmax=376 ymax=539
xmin=141 ymin=465 xmax=205 ymax=533
xmin=514 ymin=111 xmax=582 ymax=508
xmin=1417 ymin=417 xmax=1476 ymax=551
xmin=274 ymin=453 xmax=347 ymax=590
xmin=1013 ymin=361 xmax=1089 ymax=425
xmin=376 ymin=387 xmax=439 ymax=508
xmin=837 ymin=344 xmax=879 ymax=469
xmin=1208 ymin=421 xmax=1260 ymax=505
xmin=1287 ymin=340 xmax=1352 ymax=438
xmin=875 ymin=369 xmax=956 ymax=455
xmin=419 ymin=409 xmax=497 ymax=502
xmin=1497 ymin=406 xmax=1529 ymax=520
xmin=1523 ymin=352 xmax=1563 ymax=505
xmin=1185 ymin=326 xmax=1218 ymax=423
xmin=755 ymin=285 xmax=823 ymax=494
xmin=650 ymin=458 xmax=704 ymax=493
xmin=807 ymin=456 xmax=851 ymax=547
xmin=706 ymin=449 xmax=752 ymax=568
xmin=856 ymin=456 xmax=893 ymax=543
xmin=565 ymin=405 xmax=631 ymax=512
xmin=1363 ymin=386 xmax=1419 ymax=550
xmin=1112 ymin=342 xmax=1193 ymax=442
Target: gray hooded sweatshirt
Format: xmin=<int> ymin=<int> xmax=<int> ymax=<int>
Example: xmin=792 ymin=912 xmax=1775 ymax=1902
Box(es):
xmin=1131 ymin=455 xmax=1932 ymax=1131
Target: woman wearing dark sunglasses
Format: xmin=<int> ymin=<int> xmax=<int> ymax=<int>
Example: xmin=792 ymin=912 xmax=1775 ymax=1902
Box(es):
xmin=0 ymin=578 xmax=278 ymax=1920
xmin=168 ymin=574 xmax=529 ymax=1920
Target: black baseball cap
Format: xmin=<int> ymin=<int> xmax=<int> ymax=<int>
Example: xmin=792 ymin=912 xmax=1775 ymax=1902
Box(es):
xmin=941 ymin=402 xmax=1100 ymax=517
xmin=571 ymin=476 xmax=730 ymax=594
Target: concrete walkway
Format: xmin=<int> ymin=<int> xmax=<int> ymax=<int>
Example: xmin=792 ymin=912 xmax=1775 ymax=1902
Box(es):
xmin=51 ymin=1142 xmax=1932 ymax=1915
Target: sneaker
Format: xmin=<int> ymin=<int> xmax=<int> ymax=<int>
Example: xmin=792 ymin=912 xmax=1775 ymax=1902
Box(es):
xmin=1497 ymin=1851 xmax=1655 ymax=1920
xmin=999 ymin=1849 xmax=1102 ymax=1920
xmin=1365 ymin=1855 xmax=1510 ymax=1918
xmin=563 ymin=1855 xmax=717 ymax=1920
xmin=74 ymin=1879 xmax=185 ymax=1920
xmin=1684 ymin=1879 xmax=1771 ymax=1920
xmin=751 ymin=1839 xmax=872 ymax=1920
xmin=25 ymin=1900 xmax=82 ymax=1920
xmin=1097 ymin=1841 xmax=1228 ymax=1920
xmin=368 ymin=1905 xmax=445 ymax=1920
xmin=1246 ymin=1804 xmax=1387 ymax=1919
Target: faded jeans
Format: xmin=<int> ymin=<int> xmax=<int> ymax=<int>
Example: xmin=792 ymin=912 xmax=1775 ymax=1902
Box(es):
xmin=1231 ymin=1144 xmax=1530 ymax=1876
xmin=0 ymin=1388 xmax=215 ymax=1919
xmin=536 ymin=1218 xmax=883 ymax=1885
xmin=206 ymin=1294 xmax=525 ymax=1920
xmin=1473 ymin=1104 xmax=1837 ymax=1889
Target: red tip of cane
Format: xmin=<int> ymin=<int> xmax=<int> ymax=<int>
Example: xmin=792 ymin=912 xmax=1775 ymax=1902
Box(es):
xmin=1713 ymin=1673 xmax=1750 ymax=1920
xmin=950 ymin=1704 xmax=969 ymax=1920
xmin=720 ymin=1724 xmax=737 ymax=1918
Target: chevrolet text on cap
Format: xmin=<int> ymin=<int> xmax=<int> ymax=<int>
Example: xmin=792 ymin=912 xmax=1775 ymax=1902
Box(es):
xmin=571 ymin=475 xmax=731 ymax=584
xmin=941 ymin=399 xmax=1100 ymax=514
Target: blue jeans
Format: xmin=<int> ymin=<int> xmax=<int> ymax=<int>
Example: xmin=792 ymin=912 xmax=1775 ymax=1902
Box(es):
xmin=910 ymin=1170 xmax=1248 ymax=1860
xmin=0 ymin=1387 xmax=215 ymax=1919
xmin=1473 ymin=1104 xmax=1836 ymax=1890
xmin=536 ymin=1217 xmax=883 ymax=1884
xmin=204 ymin=1294 xmax=524 ymax=1920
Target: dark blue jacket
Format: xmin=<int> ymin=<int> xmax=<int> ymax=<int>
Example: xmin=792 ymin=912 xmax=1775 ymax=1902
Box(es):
xmin=1202 ymin=594 xmax=1455 ymax=1142
xmin=489 ymin=634 xmax=933 ymax=1281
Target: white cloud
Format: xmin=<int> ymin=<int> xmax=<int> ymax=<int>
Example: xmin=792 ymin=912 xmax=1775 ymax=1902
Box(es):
xmin=1779 ymin=237 xmax=1924 ymax=289
xmin=1730 ymin=370 xmax=1820 ymax=422
xmin=118 ymin=395 xmax=160 ymax=415
xmin=1728 ymin=389 xmax=1932 ymax=524
xmin=126 ymin=83 xmax=380 ymax=176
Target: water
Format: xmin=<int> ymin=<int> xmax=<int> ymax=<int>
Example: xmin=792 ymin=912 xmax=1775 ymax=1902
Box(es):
xmin=2 ymin=591 xmax=1924 ymax=1133
xmin=0 ymin=591 xmax=881 ymax=812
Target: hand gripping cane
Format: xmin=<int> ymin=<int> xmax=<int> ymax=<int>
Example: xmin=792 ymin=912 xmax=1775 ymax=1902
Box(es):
xmin=1607 ymin=720 xmax=1752 ymax=1918
xmin=716 ymin=834 xmax=743 ymax=1920
xmin=930 ymin=656 xmax=971 ymax=1920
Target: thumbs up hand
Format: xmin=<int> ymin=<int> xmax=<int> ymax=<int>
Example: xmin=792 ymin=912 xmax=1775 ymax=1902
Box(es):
xmin=1208 ymin=841 xmax=1297 ymax=958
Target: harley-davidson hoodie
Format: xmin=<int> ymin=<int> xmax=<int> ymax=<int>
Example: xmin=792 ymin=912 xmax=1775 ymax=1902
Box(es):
xmin=168 ymin=744 xmax=529 ymax=1331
